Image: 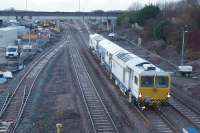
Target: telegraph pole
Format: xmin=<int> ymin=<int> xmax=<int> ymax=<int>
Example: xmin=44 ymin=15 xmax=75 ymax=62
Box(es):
xmin=181 ymin=25 xmax=189 ymax=65
xmin=26 ymin=0 xmax=28 ymax=10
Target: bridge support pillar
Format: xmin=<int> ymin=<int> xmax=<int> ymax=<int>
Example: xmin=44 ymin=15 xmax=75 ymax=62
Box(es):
xmin=111 ymin=19 xmax=116 ymax=33
xmin=106 ymin=19 xmax=110 ymax=31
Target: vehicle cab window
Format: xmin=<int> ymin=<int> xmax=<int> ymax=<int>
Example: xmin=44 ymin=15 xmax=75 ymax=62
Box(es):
xmin=8 ymin=48 xmax=17 ymax=52
xmin=156 ymin=76 xmax=169 ymax=88
xmin=141 ymin=76 xmax=154 ymax=87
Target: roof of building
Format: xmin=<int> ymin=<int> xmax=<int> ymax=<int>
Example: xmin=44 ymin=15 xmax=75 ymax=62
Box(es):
xmin=0 ymin=26 xmax=17 ymax=31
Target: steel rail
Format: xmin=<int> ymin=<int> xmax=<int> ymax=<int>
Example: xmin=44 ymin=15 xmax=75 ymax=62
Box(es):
xmin=0 ymin=33 xmax=67 ymax=132
xmin=68 ymin=39 xmax=119 ymax=132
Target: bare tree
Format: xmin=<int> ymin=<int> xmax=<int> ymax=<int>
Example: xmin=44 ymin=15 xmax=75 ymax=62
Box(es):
xmin=156 ymin=0 xmax=181 ymax=17
xmin=186 ymin=0 xmax=199 ymax=7
xmin=4 ymin=7 xmax=16 ymax=11
xmin=128 ymin=1 xmax=143 ymax=11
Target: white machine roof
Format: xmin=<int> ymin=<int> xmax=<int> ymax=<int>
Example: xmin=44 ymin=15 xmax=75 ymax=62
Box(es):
xmin=99 ymin=39 xmax=124 ymax=55
xmin=126 ymin=57 xmax=149 ymax=68
xmin=114 ymin=48 xmax=148 ymax=66
xmin=89 ymin=34 xmax=97 ymax=39
xmin=113 ymin=47 xmax=164 ymax=74
xmin=90 ymin=33 xmax=169 ymax=75
xmin=90 ymin=34 xmax=104 ymax=42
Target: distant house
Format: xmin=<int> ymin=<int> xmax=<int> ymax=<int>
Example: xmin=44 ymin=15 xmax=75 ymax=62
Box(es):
xmin=0 ymin=27 xmax=17 ymax=48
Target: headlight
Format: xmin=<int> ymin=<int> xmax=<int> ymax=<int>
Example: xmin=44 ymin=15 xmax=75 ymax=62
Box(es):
xmin=139 ymin=93 xmax=142 ymax=98
xmin=167 ymin=93 xmax=171 ymax=98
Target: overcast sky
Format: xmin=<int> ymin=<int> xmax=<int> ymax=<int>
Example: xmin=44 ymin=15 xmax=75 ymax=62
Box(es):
xmin=0 ymin=0 xmax=180 ymax=12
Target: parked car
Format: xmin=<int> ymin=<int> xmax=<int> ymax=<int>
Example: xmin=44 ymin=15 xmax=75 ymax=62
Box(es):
xmin=6 ymin=45 xmax=20 ymax=58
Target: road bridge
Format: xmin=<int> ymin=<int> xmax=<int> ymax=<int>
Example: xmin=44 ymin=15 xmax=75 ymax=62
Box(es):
xmin=0 ymin=11 xmax=122 ymax=20
xmin=0 ymin=11 xmax=123 ymax=30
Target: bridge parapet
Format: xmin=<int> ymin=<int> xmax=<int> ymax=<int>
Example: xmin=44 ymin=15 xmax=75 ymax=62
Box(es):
xmin=0 ymin=11 xmax=123 ymax=17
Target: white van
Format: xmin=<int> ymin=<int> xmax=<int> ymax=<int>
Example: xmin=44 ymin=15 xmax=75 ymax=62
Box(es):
xmin=178 ymin=65 xmax=193 ymax=77
xmin=6 ymin=45 xmax=19 ymax=58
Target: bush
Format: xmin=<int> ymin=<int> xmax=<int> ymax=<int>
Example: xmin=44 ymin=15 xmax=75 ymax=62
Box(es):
xmin=188 ymin=30 xmax=200 ymax=51
xmin=117 ymin=13 xmax=130 ymax=27
xmin=153 ymin=20 xmax=170 ymax=40
xmin=117 ymin=5 xmax=161 ymax=27
xmin=136 ymin=5 xmax=161 ymax=25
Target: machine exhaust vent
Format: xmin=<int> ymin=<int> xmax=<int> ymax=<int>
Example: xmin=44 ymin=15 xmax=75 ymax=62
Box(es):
xmin=143 ymin=64 xmax=156 ymax=71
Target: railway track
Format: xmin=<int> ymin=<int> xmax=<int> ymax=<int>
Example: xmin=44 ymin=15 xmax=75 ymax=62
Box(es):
xmin=121 ymin=34 xmax=200 ymax=130
xmin=68 ymin=40 xmax=119 ymax=133
xmin=169 ymin=96 xmax=200 ymax=130
xmin=0 ymin=39 xmax=66 ymax=132
xmin=131 ymin=105 xmax=179 ymax=133
xmin=122 ymin=37 xmax=200 ymax=131
xmin=118 ymin=39 xmax=200 ymax=131
xmin=75 ymin=21 xmax=200 ymax=133
xmin=144 ymin=110 xmax=178 ymax=133
xmin=71 ymin=22 xmax=180 ymax=133
xmin=0 ymin=92 xmax=9 ymax=110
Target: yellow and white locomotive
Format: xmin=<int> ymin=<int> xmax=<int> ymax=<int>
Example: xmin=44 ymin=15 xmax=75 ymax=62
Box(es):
xmin=89 ymin=34 xmax=171 ymax=108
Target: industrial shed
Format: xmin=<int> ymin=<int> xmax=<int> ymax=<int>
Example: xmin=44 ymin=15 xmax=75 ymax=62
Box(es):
xmin=0 ymin=27 xmax=17 ymax=48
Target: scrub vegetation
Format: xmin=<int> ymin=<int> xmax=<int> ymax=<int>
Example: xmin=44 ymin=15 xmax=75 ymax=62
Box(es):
xmin=117 ymin=0 xmax=200 ymax=60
